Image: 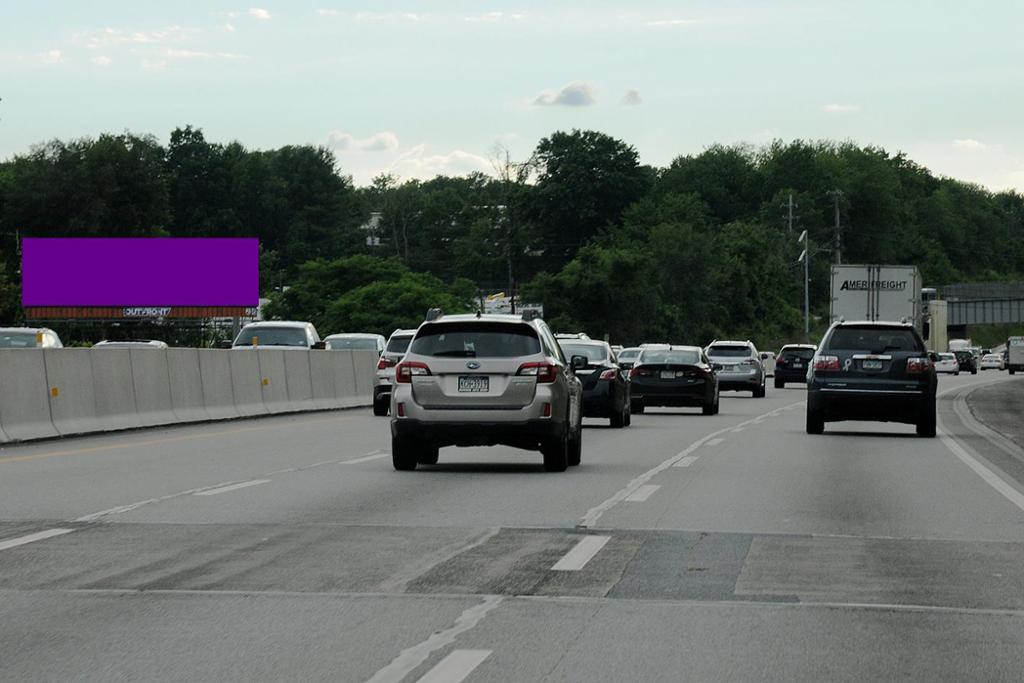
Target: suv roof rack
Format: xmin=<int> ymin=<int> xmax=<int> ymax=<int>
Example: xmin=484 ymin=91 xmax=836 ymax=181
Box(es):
xmin=425 ymin=308 xmax=444 ymax=322
xmin=521 ymin=309 xmax=541 ymax=321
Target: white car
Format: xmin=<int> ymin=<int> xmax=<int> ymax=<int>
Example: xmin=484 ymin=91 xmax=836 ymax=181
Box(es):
xmin=980 ymin=353 xmax=1005 ymax=371
xmin=94 ymin=339 xmax=168 ymax=349
xmin=230 ymin=321 xmax=323 ymax=350
xmin=0 ymin=327 xmax=63 ymax=348
xmin=934 ymin=353 xmax=960 ymax=374
xmin=323 ymin=333 xmax=385 ymax=353
xmin=374 ymin=329 xmax=417 ymax=416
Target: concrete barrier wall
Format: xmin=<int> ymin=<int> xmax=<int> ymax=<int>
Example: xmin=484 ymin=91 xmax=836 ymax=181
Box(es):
xmin=0 ymin=348 xmax=372 ymax=444
xmin=0 ymin=350 xmax=58 ymax=441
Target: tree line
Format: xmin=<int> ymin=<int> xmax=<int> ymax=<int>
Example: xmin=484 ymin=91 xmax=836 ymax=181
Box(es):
xmin=1 ymin=126 xmax=1022 ymax=347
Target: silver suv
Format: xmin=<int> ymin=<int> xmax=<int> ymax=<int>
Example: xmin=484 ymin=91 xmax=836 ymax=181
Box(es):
xmin=705 ymin=340 xmax=766 ymax=397
xmin=390 ymin=311 xmax=584 ymax=472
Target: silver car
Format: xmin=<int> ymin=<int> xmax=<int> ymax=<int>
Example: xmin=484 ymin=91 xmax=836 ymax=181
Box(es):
xmin=390 ymin=311 xmax=584 ymax=472
xmin=374 ymin=329 xmax=417 ymax=416
xmin=705 ymin=340 xmax=766 ymax=397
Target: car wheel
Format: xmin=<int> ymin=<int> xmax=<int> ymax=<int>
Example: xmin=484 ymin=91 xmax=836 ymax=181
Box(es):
xmin=806 ymin=407 xmax=825 ymax=435
xmin=391 ymin=436 xmax=418 ymax=471
xmin=713 ymin=398 xmax=720 ymax=415
xmin=567 ymin=427 xmax=582 ymax=467
xmin=916 ymin=402 xmax=937 ymax=438
xmin=972 ymin=369 xmax=977 ymax=375
xmin=955 ymin=371 xmax=960 ymax=376
xmin=541 ymin=432 xmax=569 ymax=472
xmin=1010 ymin=368 xmax=1016 ymax=375
xmin=774 ymin=378 xmax=784 ymax=389
xmin=372 ymin=397 xmax=389 ymax=416
xmin=753 ymin=384 xmax=766 ymax=398
xmin=417 ymin=445 xmax=439 ymax=465
xmin=630 ymin=399 xmax=645 ymax=415
xmin=624 ymin=408 xmax=632 ymax=426
xmin=610 ymin=405 xmax=625 ymax=428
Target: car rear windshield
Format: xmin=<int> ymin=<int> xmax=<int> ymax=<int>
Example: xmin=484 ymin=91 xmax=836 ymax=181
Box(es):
xmin=0 ymin=332 xmax=38 ymax=348
xmin=386 ymin=336 xmax=412 ymax=353
xmin=617 ymin=348 xmax=640 ymax=360
xmin=826 ymin=327 xmax=923 ymax=353
xmin=234 ymin=327 xmax=308 ymax=347
xmin=560 ymin=343 xmax=608 ymax=362
xmin=409 ymin=322 xmax=541 ymax=358
xmin=640 ymin=350 xmax=702 ymax=365
xmin=780 ymin=347 xmax=815 ymax=361
xmin=707 ymin=345 xmax=752 ymax=358
xmin=328 ymin=337 xmax=379 ymax=350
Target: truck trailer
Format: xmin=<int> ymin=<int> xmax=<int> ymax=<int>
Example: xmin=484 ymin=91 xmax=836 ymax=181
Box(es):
xmin=830 ymin=265 xmax=925 ymax=332
xmin=1008 ymin=336 xmax=1024 ymax=375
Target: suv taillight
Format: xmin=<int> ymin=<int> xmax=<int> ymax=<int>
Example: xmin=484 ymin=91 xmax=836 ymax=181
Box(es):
xmin=599 ymin=369 xmax=617 ymax=380
xmin=906 ymin=357 xmax=932 ymax=374
xmin=395 ymin=361 xmax=431 ymax=383
xmin=813 ymin=355 xmax=840 ymax=371
xmin=377 ymin=356 xmax=398 ymax=370
xmin=741 ymin=358 xmax=759 ymax=367
xmin=517 ymin=362 xmax=558 ymax=383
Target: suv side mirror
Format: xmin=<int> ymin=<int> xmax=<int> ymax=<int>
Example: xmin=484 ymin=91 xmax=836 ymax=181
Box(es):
xmin=570 ymin=355 xmax=589 ymax=371
xmin=312 ymin=341 xmax=326 ymax=350
xmin=216 ymin=340 xmax=233 ymax=349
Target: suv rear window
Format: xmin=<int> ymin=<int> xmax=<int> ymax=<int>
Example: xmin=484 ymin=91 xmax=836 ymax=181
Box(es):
xmin=826 ymin=327 xmax=923 ymax=353
xmin=0 ymin=332 xmax=38 ymax=348
xmin=235 ymin=327 xmax=308 ymax=347
xmin=386 ymin=335 xmax=412 ymax=353
xmin=410 ymin=322 xmax=541 ymax=358
xmin=560 ymin=343 xmax=608 ymax=362
xmin=707 ymin=345 xmax=752 ymax=358
xmin=328 ymin=337 xmax=379 ymax=350
xmin=780 ymin=347 xmax=815 ymax=361
xmin=641 ymin=349 xmax=702 ymax=365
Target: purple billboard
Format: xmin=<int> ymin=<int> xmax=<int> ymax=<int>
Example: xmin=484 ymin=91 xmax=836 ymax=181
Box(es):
xmin=21 ymin=238 xmax=259 ymax=307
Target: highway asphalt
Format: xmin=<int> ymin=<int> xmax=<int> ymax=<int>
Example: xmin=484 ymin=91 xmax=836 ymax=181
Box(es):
xmin=1 ymin=372 xmax=1023 ymax=682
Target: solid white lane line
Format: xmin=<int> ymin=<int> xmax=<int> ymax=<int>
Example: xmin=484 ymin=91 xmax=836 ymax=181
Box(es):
xmin=706 ymin=438 xmax=724 ymax=446
xmin=625 ymin=484 xmax=660 ymax=502
xmin=552 ymin=535 xmax=611 ymax=571
xmin=415 ymin=650 xmax=492 ymax=683
xmin=939 ymin=431 xmax=1024 ymax=513
xmin=193 ymin=480 xmax=270 ymax=496
xmin=674 ymin=456 xmax=700 ymax=468
xmin=731 ymin=427 xmax=745 ymax=433
xmin=341 ymin=452 xmax=390 ymax=464
xmin=0 ymin=528 xmax=74 ymax=551
xmin=365 ymin=596 xmax=503 ymax=683
xmin=578 ymin=399 xmax=806 ymax=527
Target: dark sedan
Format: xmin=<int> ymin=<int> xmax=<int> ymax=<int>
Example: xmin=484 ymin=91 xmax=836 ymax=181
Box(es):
xmin=774 ymin=344 xmax=816 ymax=388
xmin=558 ymin=340 xmax=631 ymax=428
xmin=629 ymin=346 xmax=720 ymax=415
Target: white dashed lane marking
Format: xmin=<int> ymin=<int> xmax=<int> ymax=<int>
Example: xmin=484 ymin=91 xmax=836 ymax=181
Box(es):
xmin=552 ymin=535 xmax=611 ymax=571
xmin=706 ymin=438 xmax=724 ymax=446
xmin=673 ymin=456 xmax=700 ymax=468
xmin=193 ymin=480 xmax=270 ymax=496
xmin=0 ymin=528 xmax=75 ymax=552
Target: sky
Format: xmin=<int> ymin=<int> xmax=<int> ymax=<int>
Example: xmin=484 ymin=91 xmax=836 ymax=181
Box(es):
xmin=1 ymin=1 xmax=1022 ymax=190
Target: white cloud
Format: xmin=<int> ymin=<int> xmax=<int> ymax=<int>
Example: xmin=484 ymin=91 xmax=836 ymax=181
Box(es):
xmin=39 ymin=49 xmax=62 ymax=64
xmin=534 ymin=81 xmax=597 ymax=107
xmin=225 ymin=23 xmax=236 ymax=32
xmin=351 ymin=11 xmax=422 ymax=22
xmin=248 ymin=8 xmax=271 ymax=20
xmin=390 ymin=144 xmax=492 ymax=179
xmin=952 ymin=138 xmax=987 ymax=151
xmin=621 ymin=89 xmax=642 ymax=106
xmin=76 ymin=26 xmax=195 ymax=50
xmin=142 ymin=59 xmax=168 ymax=71
xmin=162 ymin=49 xmax=246 ymax=60
xmin=821 ymin=103 xmax=859 ymax=113
xmin=328 ymin=131 xmax=400 ymax=152
xmin=91 ymin=55 xmax=112 ymax=66
xmin=465 ymin=12 xmax=526 ymax=22
xmin=646 ymin=18 xmax=704 ymax=26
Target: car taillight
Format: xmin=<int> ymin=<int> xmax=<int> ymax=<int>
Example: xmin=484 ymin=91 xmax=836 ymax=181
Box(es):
xmin=813 ymin=355 xmax=840 ymax=371
xmin=377 ymin=356 xmax=398 ymax=370
xmin=599 ymin=369 xmax=617 ymax=380
xmin=395 ymin=361 xmax=431 ymax=383
xmin=630 ymin=367 xmax=652 ymax=378
xmin=517 ymin=362 xmax=558 ymax=383
xmin=741 ymin=358 xmax=759 ymax=367
xmin=906 ymin=357 xmax=932 ymax=373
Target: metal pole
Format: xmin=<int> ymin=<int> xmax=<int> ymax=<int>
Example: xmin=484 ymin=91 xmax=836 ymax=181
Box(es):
xmin=804 ymin=244 xmax=810 ymax=341
xmin=832 ymin=191 xmax=842 ymax=265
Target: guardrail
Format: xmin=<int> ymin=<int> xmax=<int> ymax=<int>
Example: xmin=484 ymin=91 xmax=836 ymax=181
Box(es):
xmin=0 ymin=348 xmax=377 ymax=444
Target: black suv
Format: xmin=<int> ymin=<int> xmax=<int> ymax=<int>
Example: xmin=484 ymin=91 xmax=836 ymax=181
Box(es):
xmin=953 ymin=350 xmax=978 ymax=375
xmin=806 ymin=321 xmax=937 ymax=437
xmin=774 ymin=344 xmax=816 ymax=388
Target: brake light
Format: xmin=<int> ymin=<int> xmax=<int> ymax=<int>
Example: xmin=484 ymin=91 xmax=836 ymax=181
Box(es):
xmin=741 ymin=358 xmax=759 ymax=367
xmin=395 ymin=361 xmax=431 ymax=383
xmin=599 ymin=369 xmax=617 ymax=380
xmin=630 ymin=367 xmax=652 ymax=378
xmin=377 ymin=356 xmax=398 ymax=370
xmin=813 ymin=355 xmax=840 ymax=371
xmin=906 ymin=357 xmax=932 ymax=374
xmin=517 ymin=362 xmax=558 ymax=383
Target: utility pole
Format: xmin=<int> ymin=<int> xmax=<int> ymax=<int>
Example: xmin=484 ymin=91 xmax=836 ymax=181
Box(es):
xmin=829 ymin=189 xmax=843 ymax=264
xmin=798 ymin=230 xmax=810 ymax=342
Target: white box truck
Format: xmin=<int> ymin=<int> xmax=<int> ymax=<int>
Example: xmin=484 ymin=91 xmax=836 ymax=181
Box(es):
xmin=830 ymin=265 xmax=923 ymax=329
xmin=1007 ymin=336 xmax=1024 ymax=375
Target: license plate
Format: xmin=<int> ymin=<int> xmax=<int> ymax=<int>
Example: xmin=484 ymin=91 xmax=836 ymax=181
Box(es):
xmin=458 ymin=375 xmax=489 ymax=392
xmin=660 ymin=370 xmax=676 ymax=379
xmin=862 ymin=360 xmax=883 ymax=370
xmin=793 ymin=362 xmax=803 ymax=368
